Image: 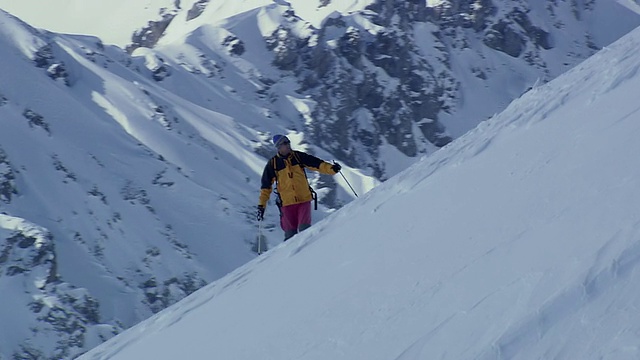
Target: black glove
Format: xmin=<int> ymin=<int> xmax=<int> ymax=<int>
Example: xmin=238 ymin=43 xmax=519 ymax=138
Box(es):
xmin=331 ymin=162 xmax=342 ymax=173
xmin=257 ymin=205 xmax=265 ymax=221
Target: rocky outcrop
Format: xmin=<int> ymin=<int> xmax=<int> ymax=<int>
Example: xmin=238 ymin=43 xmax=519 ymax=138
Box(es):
xmin=187 ymin=0 xmax=210 ymax=21
xmin=223 ymin=35 xmax=246 ymax=56
xmin=0 ymin=148 xmax=17 ymax=203
xmin=139 ymin=272 xmax=207 ymax=313
xmin=127 ymin=14 xmax=176 ymax=53
xmin=427 ymin=1 xmax=552 ymax=57
xmin=127 ymin=3 xmax=184 ymax=53
xmin=23 ymin=109 xmax=52 ymax=135
xmin=264 ymin=0 xmax=455 ymax=178
xmin=0 ymin=215 xmax=120 ymax=359
xmin=252 ymin=0 xmax=607 ymax=178
xmin=34 ymin=44 xmax=70 ymax=85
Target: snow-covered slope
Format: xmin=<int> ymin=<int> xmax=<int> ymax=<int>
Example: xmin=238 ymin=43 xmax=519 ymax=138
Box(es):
xmin=0 ymin=9 xmax=272 ymax=359
xmin=82 ymin=24 xmax=640 ymax=360
xmin=0 ymin=7 xmax=374 ymax=358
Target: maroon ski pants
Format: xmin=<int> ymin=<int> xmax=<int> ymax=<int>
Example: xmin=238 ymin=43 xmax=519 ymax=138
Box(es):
xmin=280 ymin=201 xmax=312 ymax=240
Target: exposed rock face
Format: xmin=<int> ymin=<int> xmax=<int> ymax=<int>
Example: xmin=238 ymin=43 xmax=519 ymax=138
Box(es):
xmin=0 ymin=148 xmax=17 ymax=203
xmin=0 ymin=215 xmax=120 ymax=360
xmin=187 ymin=0 xmax=209 ymax=21
xmin=250 ymin=0 xmax=610 ymax=178
xmin=127 ymin=14 xmax=176 ymax=53
xmin=484 ymin=20 xmax=527 ymax=57
xmin=23 ymin=109 xmax=52 ymax=135
xmin=262 ymin=1 xmax=455 ymax=178
xmin=223 ymin=35 xmax=246 ymax=56
xmin=127 ymin=3 xmax=183 ymax=53
xmin=34 ymin=44 xmax=71 ymax=85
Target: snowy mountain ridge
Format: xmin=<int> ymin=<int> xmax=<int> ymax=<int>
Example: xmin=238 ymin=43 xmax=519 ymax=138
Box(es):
xmin=2 ymin=0 xmax=639 ymax=178
xmin=0 ymin=5 xmax=374 ymax=358
xmin=83 ymin=23 xmax=640 ymax=360
xmin=0 ymin=9 xmax=258 ymax=359
xmin=150 ymin=0 xmax=639 ymax=178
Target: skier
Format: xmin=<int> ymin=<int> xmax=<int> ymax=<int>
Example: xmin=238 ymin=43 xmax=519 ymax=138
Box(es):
xmin=257 ymin=135 xmax=341 ymax=241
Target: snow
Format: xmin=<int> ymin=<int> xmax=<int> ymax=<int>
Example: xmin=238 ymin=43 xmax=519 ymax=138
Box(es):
xmin=426 ymin=0 xmax=448 ymax=7
xmin=0 ymin=10 xmax=47 ymax=59
xmin=1 ymin=0 xmax=640 ymax=357
xmin=256 ymin=5 xmax=286 ymax=38
xmin=0 ymin=6 xmax=377 ymax=355
xmin=0 ymin=0 xmax=377 ymax=47
xmin=0 ymin=5 xmax=265 ymax=340
xmin=0 ymin=0 xmax=185 ymax=46
xmin=82 ymin=25 xmax=640 ymax=360
xmin=285 ymin=0 xmax=376 ymax=29
xmin=587 ymin=0 xmax=640 ymax=46
xmin=618 ymin=0 xmax=640 ymax=15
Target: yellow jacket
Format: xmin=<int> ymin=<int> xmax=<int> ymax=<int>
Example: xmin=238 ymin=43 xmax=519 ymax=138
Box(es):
xmin=259 ymin=151 xmax=336 ymax=207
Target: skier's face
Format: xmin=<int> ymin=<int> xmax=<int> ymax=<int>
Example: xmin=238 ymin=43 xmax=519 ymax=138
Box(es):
xmin=278 ymin=140 xmax=291 ymax=156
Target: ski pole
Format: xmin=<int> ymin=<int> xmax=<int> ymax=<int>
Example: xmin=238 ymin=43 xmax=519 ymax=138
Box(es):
xmin=334 ymin=161 xmax=358 ymax=198
xmin=257 ymin=220 xmax=263 ymax=255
